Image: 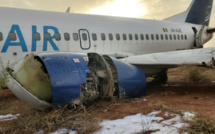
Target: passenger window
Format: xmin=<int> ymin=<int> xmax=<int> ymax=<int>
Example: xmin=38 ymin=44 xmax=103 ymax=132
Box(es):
xmin=109 ymin=33 xmax=113 ymax=40
xmin=45 ymin=33 xmax=51 ymax=41
xmin=174 ymin=35 xmax=176 ymax=40
xmin=92 ymin=33 xmax=97 ymax=41
xmin=34 ymin=33 xmax=41 ymax=41
xmin=135 ymin=34 xmax=138 ymax=40
xmin=146 ymin=34 xmax=149 ymax=40
xmin=178 ymin=35 xmax=180 ymax=40
xmin=123 ymin=34 xmax=127 ymax=40
xmin=160 ymin=34 xmax=164 ymax=40
xmin=64 ymin=33 xmax=70 ymax=41
xmin=9 ymin=32 xmax=17 ymax=41
xmin=116 ymin=33 xmax=120 ymax=40
xmin=140 ymin=34 xmax=144 ymax=40
xmin=82 ymin=33 xmax=87 ymax=41
xmin=129 ymin=34 xmax=133 ymax=40
xmin=165 ymin=34 xmax=168 ymax=40
xmin=181 ymin=35 xmax=184 ymax=40
xmin=185 ymin=35 xmax=187 ymax=40
xmin=151 ymin=34 xmax=154 ymax=40
xmin=0 ymin=32 xmax=3 ymax=41
xmin=55 ymin=33 xmax=61 ymax=41
xmin=73 ymin=33 xmax=79 ymax=41
xmin=101 ymin=33 xmax=106 ymax=41
xmin=169 ymin=35 xmax=172 ymax=40
xmin=156 ymin=34 xmax=159 ymax=40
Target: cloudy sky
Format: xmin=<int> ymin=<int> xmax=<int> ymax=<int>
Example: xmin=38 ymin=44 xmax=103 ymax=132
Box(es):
xmin=0 ymin=0 xmax=214 ymax=47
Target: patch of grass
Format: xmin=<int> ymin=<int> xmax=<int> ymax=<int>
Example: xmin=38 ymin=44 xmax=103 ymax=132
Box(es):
xmin=187 ymin=68 xmax=204 ymax=82
xmin=0 ymin=108 xmax=14 ymax=115
xmin=0 ymin=106 xmax=101 ymax=134
xmin=187 ymin=114 xmax=215 ymax=133
xmin=168 ymin=65 xmax=215 ymax=82
xmin=0 ymin=98 xmax=122 ymax=134
xmin=182 ymin=66 xmax=211 ymax=82
xmin=148 ymin=102 xmax=215 ymax=133
xmin=148 ymin=101 xmax=184 ymax=115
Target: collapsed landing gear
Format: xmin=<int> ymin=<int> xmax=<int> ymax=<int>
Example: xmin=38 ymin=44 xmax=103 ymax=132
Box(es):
xmin=153 ymin=69 xmax=168 ymax=83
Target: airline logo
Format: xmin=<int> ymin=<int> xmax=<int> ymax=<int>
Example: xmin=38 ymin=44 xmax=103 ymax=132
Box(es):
xmin=0 ymin=25 xmax=60 ymax=53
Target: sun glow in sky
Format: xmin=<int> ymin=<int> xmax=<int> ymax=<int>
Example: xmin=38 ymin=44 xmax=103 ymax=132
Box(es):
xmin=89 ymin=0 xmax=146 ymax=18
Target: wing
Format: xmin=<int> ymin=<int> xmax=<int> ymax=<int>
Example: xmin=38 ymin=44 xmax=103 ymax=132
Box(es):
xmin=121 ymin=48 xmax=215 ymax=76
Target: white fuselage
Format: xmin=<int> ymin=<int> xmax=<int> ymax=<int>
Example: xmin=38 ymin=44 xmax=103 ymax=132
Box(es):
xmin=0 ymin=7 xmax=210 ymax=72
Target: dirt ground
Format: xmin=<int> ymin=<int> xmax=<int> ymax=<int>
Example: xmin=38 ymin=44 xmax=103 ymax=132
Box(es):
xmin=1 ymin=65 xmax=215 ymax=133
xmin=93 ymin=66 xmax=215 ymax=120
xmin=1 ymin=65 xmax=215 ymax=118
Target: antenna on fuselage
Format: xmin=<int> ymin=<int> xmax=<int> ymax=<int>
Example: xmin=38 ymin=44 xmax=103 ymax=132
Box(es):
xmin=66 ymin=7 xmax=70 ymax=13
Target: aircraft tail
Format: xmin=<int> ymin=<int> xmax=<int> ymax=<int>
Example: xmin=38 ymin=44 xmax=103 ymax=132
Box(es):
xmin=165 ymin=0 xmax=213 ymax=26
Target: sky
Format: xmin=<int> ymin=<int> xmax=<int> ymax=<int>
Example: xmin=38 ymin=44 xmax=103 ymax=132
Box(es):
xmin=0 ymin=0 xmax=214 ymax=47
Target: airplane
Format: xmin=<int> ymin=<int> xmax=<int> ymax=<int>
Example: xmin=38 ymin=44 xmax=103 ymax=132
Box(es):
xmin=0 ymin=0 xmax=215 ymax=110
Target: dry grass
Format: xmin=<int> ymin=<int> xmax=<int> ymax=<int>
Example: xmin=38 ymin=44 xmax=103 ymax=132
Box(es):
xmin=168 ymin=65 xmax=215 ymax=82
xmin=187 ymin=114 xmax=215 ymax=134
xmin=148 ymin=101 xmax=215 ymax=134
xmin=148 ymin=101 xmax=184 ymax=115
xmin=0 ymin=97 xmax=122 ymax=134
xmin=0 ymin=106 xmax=101 ymax=134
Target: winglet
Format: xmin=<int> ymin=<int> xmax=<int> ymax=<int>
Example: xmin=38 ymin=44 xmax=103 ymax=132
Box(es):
xmin=66 ymin=7 xmax=70 ymax=13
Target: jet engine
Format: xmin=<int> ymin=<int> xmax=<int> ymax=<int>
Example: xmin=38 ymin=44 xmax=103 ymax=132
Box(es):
xmin=6 ymin=53 xmax=146 ymax=110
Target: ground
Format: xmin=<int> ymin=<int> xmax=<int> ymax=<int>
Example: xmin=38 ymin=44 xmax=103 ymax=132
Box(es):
xmin=1 ymin=65 xmax=215 ymax=133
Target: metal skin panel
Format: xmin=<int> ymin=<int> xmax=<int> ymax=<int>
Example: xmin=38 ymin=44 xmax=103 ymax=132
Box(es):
xmin=38 ymin=53 xmax=90 ymax=106
xmin=110 ymin=57 xmax=147 ymax=98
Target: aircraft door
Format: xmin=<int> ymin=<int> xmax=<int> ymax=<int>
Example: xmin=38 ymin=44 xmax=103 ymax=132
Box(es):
xmin=79 ymin=29 xmax=91 ymax=50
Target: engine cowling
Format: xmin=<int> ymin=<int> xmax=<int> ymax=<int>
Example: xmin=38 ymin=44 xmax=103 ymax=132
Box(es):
xmin=6 ymin=53 xmax=146 ymax=110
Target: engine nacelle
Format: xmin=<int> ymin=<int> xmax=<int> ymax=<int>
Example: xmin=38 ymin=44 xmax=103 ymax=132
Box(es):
xmin=6 ymin=53 xmax=146 ymax=110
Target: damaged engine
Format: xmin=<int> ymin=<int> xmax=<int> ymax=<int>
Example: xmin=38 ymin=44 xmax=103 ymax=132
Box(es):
xmin=6 ymin=53 xmax=146 ymax=110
